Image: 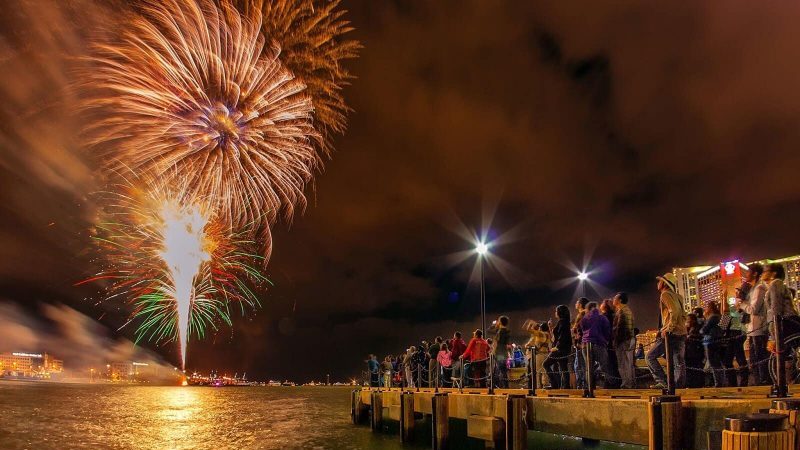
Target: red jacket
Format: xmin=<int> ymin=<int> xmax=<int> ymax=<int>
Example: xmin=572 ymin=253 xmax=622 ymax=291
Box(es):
xmin=462 ymin=337 xmax=490 ymax=362
xmin=448 ymin=338 xmax=467 ymax=360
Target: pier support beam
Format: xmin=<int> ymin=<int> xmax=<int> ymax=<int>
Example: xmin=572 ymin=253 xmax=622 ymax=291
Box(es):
xmin=371 ymin=391 xmax=383 ymax=431
xmin=351 ymin=389 xmax=366 ymax=424
xmin=400 ymin=392 xmax=415 ymax=443
xmin=648 ymin=395 xmax=682 ymax=450
xmin=432 ymin=393 xmax=449 ymax=450
xmin=505 ymin=395 xmax=527 ymax=450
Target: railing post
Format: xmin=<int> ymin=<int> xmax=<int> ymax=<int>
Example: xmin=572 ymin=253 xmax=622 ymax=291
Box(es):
xmin=488 ymin=357 xmax=495 ymax=394
xmin=459 ymin=358 xmax=464 ymax=393
xmin=417 ymin=364 xmax=421 ymax=392
xmin=585 ymin=343 xmax=594 ymax=398
xmin=664 ymin=333 xmax=675 ymax=395
xmin=528 ymin=347 xmax=536 ymax=396
xmin=773 ymin=315 xmax=788 ymax=398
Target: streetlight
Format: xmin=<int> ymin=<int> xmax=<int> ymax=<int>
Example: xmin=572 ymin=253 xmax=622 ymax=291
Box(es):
xmin=475 ymin=241 xmax=490 ymax=335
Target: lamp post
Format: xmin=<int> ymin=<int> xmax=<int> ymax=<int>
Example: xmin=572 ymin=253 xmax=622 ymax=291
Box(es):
xmin=476 ymin=241 xmax=489 ymax=335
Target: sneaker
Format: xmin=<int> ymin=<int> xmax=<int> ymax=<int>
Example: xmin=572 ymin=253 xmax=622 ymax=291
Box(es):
xmin=649 ymin=382 xmax=667 ymax=389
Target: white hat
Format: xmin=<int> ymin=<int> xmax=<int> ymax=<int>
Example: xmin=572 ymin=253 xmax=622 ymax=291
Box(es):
xmin=656 ymin=273 xmax=678 ymax=292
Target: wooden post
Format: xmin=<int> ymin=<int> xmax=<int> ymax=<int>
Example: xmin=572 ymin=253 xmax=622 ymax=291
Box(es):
xmin=370 ymin=391 xmax=383 ymax=431
xmin=648 ymin=395 xmax=682 ymax=450
xmin=352 ymin=389 xmax=366 ymax=424
xmin=774 ymin=316 xmax=788 ymax=398
xmin=400 ymin=392 xmax=415 ymax=443
xmin=432 ymin=393 xmax=449 ymax=450
xmin=664 ymin=334 xmax=675 ymax=395
xmin=527 ymin=347 xmax=536 ymax=396
xmin=722 ymin=413 xmax=792 ymax=450
xmin=505 ymin=394 xmax=527 ymax=450
xmin=770 ymin=399 xmax=800 ymax=450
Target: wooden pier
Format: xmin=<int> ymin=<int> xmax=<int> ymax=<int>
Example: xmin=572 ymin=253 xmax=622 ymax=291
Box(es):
xmin=351 ymin=386 xmax=800 ymax=449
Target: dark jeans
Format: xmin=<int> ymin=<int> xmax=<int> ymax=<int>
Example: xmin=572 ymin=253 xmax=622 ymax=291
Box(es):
xmin=496 ymin=356 xmax=509 ymax=388
xmin=470 ymin=361 xmax=487 ymax=388
xmin=705 ymin=343 xmax=725 ymax=387
xmin=748 ymin=334 xmax=770 ymax=385
xmin=543 ymin=351 xmax=570 ymax=389
xmin=685 ymin=356 xmax=705 ymax=388
xmin=722 ymin=330 xmax=748 ymax=387
xmin=646 ymin=334 xmax=686 ymax=388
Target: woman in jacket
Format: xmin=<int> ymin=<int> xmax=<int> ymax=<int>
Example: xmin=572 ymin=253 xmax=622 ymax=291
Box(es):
xmin=543 ymin=305 xmax=573 ymax=389
xmin=701 ymin=301 xmax=725 ymax=387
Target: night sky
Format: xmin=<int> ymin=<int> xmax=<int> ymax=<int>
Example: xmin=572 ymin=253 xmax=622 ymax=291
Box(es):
xmin=2 ymin=1 xmax=800 ymax=381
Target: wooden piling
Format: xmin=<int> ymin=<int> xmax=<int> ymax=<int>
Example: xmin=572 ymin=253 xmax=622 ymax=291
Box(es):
xmin=352 ymin=389 xmax=366 ymax=424
xmin=400 ymin=392 xmax=415 ymax=443
xmin=722 ymin=413 xmax=793 ymax=450
xmin=432 ymin=393 xmax=449 ymax=450
xmin=648 ymin=395 xmax=682 ymax=450
xmin=371 ymin=391 xmax=383 ymax=431
xmin=770 ymin=399 xmax=800 ymax=450
xmin=505 ymin=394 xmax=527 ymax=450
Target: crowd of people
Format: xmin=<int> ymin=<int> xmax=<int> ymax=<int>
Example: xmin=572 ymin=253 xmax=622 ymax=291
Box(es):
xmin=365 ymin=262 xmax=800 ymax=390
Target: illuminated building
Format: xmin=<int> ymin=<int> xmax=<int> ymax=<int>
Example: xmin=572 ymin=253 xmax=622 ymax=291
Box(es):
xmin=108 ymin=361 xmax=154 ymax=381
xmin=673 ymin=265 xmax=713 ymax=312
xmin=696 ymin=260 xmax=749 ymax=310
xmin=0 ymin=352 xmax=63 ymax=378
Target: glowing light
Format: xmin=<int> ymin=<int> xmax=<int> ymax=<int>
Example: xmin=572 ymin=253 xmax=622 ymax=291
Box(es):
xmin=476 ymin=242 xmax=489 ymax=256
xmin=12 ymin=353 xmax=42 ymax=358
xmin=158 ymin=201 xmax=212 ymax=369
xmin=577 ymin=272 xmax=589 ymax=281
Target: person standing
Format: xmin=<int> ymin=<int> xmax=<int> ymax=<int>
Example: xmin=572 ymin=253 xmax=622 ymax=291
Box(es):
xmin=736 ymin=263 xmax=769 ymax=385
xmin=428 ymin=337 xmax=443 ymax=387
xmin=448 ymin=331 xmax=467 ymax=385
xmin=685 ymin=313 xmax=706 ymax=388
xmin=765 ymin=263 xmax=800 ymax=352
xmin=492 ymin=316 xmax=511 ymax=388
xmin=437 ymin=343 xmax=453 ymax=386
xmin=522 ymin=319 xmax=550 ymax=388
xmin=572 ymin=297 xmax=590 ymax=389
xmin=403 ymin=347 xmax=417 ymax=388
xmin=613 ymin=292 xmax=636 ymax=389
xmin=462 ymin=329 xmax=491 ymax=388
xmin=581 ymin=302 xmax=611 ymax=388
xmin=646 ymin=273 xmax=687 ymax=389
xmin=543 ymin=305 xmax=573 ymax=389
xmin=722 ymin=278 xmax=749 ymax=387
xmin=600 ymin=299 xmax=620 ymax=388
xmin=367 ymin=354 xmax=380 ymax=387
xmin=701 ymin=301 xmax=725 ymax=387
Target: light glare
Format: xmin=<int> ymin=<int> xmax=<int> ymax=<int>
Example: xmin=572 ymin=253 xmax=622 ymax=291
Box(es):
xmin=476 ymin=242 xmax=489 ymax=256
xmin=577 ymin=272 xmax=589 ymax=281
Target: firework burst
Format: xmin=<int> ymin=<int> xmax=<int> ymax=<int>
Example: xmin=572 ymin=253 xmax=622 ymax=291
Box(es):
xmin=245 ymin=0 xmax=361 ymax=150
xmin=82 ymin=0 xmax=320 ymax=237
xmin=82 ymin=181 xmax=268 ymax=367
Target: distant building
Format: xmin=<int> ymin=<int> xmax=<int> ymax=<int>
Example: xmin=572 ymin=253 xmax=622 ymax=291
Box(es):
xmin=696 ymin=260 xmax=749 ymax=311
xmin=0 ymin=352 xmax=63 ymax=378
xmin=673 ymin=265 xmax=713 ymax=312
xmin=108 ymin=361 xmax=155 ymax=381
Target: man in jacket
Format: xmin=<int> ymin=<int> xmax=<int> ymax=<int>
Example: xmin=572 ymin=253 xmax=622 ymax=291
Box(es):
xmin=764 ymin=263 xmax=800 ymax=352
xmin=736 ymin=263 xmax=769 ymax=385
xmin=448 ymin=331 xmax=467 ymax=385
xmin=613 ymin=292 xmax=636 ymax=389
xmin=646 ymin=273 xmax=687 ymax=390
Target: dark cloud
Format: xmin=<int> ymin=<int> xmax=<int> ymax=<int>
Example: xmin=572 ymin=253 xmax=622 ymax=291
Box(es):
xmin=2 ymin=0 xmax=800 ymax=381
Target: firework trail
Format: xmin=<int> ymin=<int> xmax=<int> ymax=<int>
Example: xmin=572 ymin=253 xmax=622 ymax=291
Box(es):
xmin=82 ymin=180 xmax=268 ymax=368
xmin=82 ymin=0 xmax=321 ymax=241
xmin=245 ymin=0 xmax=361 ymax=151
